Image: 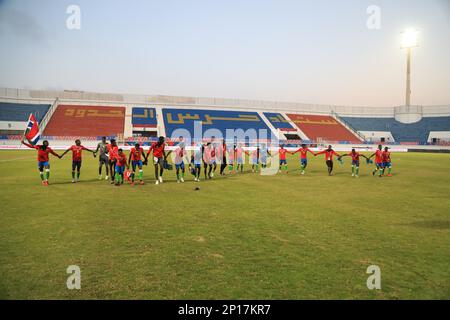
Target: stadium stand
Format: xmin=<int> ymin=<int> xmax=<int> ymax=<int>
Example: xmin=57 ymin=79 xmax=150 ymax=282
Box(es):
xmin=286 ymin=114 xmax=361 ymax=143
xmin=1 ymin=88 xmax=449 ymax=149
xmin=43 ymin=105 xmax=125 ymax=136
xmin=341 ymin=116 xmax=450 ymax=144
xmin=132 ymin=107 xmax=157 ymax=127
xmin=163 ymin=108 xmax=272 ymax=140
xmin=263 ymin=112 xmax=295 ymax=131
xmin=0 ymin=102 xmax=50 ymax=122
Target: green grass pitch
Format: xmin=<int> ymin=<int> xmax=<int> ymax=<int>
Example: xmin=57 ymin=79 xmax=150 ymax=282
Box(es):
xmin=0 ymin=150 xmax=449 ymax=299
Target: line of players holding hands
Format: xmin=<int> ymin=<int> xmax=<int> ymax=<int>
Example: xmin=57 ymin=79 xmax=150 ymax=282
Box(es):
xmin=21 ymin=136 xmax=393 ymax=186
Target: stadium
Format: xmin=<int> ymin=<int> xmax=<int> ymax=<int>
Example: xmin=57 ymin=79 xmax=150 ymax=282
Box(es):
xmin=0 ymin=0 xmax=449 ymax=303
xmin=1 ymin=87 xmax=449 ymax=299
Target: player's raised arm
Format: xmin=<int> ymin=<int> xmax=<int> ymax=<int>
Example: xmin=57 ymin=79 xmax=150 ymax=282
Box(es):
xmin=140 ymin=147 xmax=145 ymax=162
xmin=94 ymin=142 xmax=100 ymax=155
xmin=82 ymin=145 xmax=95 ymax=155
xmin=21 ymin=140 xmax=35 ymax=149
xmin=368 ymin=150 xmax=378 ymax=159
xmin=331 ymin=150 xmax=340 ymax=157
xmin=315 ymin=149 xmax=326 ymax=156
xmin=184 ymin=153 xmax=191 ymax=164
xmin=146 ymin=144 xmax=154 ymax=159
xmin=338 ymin=153 xmax=349 ymax=160
xmin=49 ymin=148 xmax=62 ymax=159
xmin=128 ymin=150 xmax=133 ymax=164
xmin=60 ymin=147 xmax=71 ymax=158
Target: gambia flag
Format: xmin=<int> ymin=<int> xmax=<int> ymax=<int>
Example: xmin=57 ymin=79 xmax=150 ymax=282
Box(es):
xmin=24 ymin=114 xmax=41 ymax=145
xmin=124 ymin=169 xmax=132 ymax=182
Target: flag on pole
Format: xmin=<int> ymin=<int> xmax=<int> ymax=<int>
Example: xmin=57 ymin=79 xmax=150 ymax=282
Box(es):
xmin=24 ymin=114 xmax=41 ymax=145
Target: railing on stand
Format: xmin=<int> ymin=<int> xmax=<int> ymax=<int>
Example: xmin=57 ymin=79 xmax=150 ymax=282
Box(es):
xmin=39 ymin=97 xmax=59 ymax=133
xmin=331 ymin=111 xmax=366 ymax=142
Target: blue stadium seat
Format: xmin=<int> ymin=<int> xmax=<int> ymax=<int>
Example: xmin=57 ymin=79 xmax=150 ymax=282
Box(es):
xmin=132 ymin=107 xmax=157 ymax=127
xmin=0 ymin=102 xmax=50 ymax=122
xmin=341 ymin=116 xmax=450 ymax=144
xmin=263 ymin=112 xmax=294 ymax=130
xmin=163 ymin=108 xmax=272 ymax=141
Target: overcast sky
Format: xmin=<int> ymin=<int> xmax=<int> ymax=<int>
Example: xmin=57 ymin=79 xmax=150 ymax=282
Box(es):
xmin=0 ymin=0 xmax=449 ymax=107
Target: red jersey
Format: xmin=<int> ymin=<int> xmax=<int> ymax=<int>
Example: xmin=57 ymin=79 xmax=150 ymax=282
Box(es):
xmin=217 ymin=144 xmax=226 ymax=160
xmin=174 ymin=147 xmax=186 ymax=164
xmin=317 ymin=149 xmax=339 ymax=161
xmin=374 ymin=149 xmax=383 ymax=163
xmin=130 ymin=147 xmax=144 ymax=161
xmin=382 ymin=151 xmax=391 ymax=163
xmin=203 ymin=145 xmax=215 ymax=163
xmin=279 ymin=148 xmax=287 ymax=160
xmin=107 ymin=144 xmax=119 ymax=160
xmin=116 ymin=153 xmax=127 ymax=167
xmin=24 ymin=142 xmax=57 ymax=162
xmin=236 ymin=147 xmax=243 ymax=158
xmin=69 ymin=145 xmax=88 ymax=161
xmin=148 ymin=142 xmax=165 ymax=158
xmin=348 ymin=152 xmax=360 ymax=161
xmin=228 ymin=147 xmax=235 ymax=159
xmin=295 ymin=147 xmax=313 ymax=159
xmin=251 ymin=149 xmax=259 ymax=160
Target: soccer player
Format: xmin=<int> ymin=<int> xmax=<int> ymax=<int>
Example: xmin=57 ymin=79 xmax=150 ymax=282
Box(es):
xmin=94 ymin=136 xmax=109 ymax=180
xmin=145 ymin=136 xmax=167 ymax=185
xmin=190 ymin=142 xmax=203 ymax=182
xmin=210 ymin=137 xmax=219 ymax=177
xmin=369 ymin=144 xmax=384 ymax=177
xmin=272 ymin=144 xmax=288 ymax=173
xmin=114 ymin=148 xmax=129 ymax=186
xmin=338 ymin=148 xmax=369 ymax=177
xmin=219 ymin=140 xmax=227 ymax=175
xmin=21 ymin=138 xmax=61 ymax=185
xmin=60 ymin=139 xmax=95 ymax=183
xmin=382 ymin=147 xmax=392 ymax=176
xmin=290 ymin=143 xmax=315 ymax=174
xmin=227 ymin=144 xmax=236 ymax=173
xmin=246 ymin=146 xmax=260 ymax=173
xmin=203 ymin=142 xmax=217 ymax=179
xmin=235 ymin=143 xmax=245 ymax=173
xmin=169 ymin=141 xmax=190 ymax=183
xmin=128 ymin=143 xmax=145 ymax=185
xmin=315 ymin=145 xmax=340 ymax=176
xmin=107 ymin=139 xmax=119 ymax=184
xmin=259 ymin=143 xmax=271 ymax=169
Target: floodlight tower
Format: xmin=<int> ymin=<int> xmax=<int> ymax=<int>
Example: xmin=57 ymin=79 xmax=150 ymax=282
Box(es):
xmin=401 ymin=29 xmax=419 ymax=106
